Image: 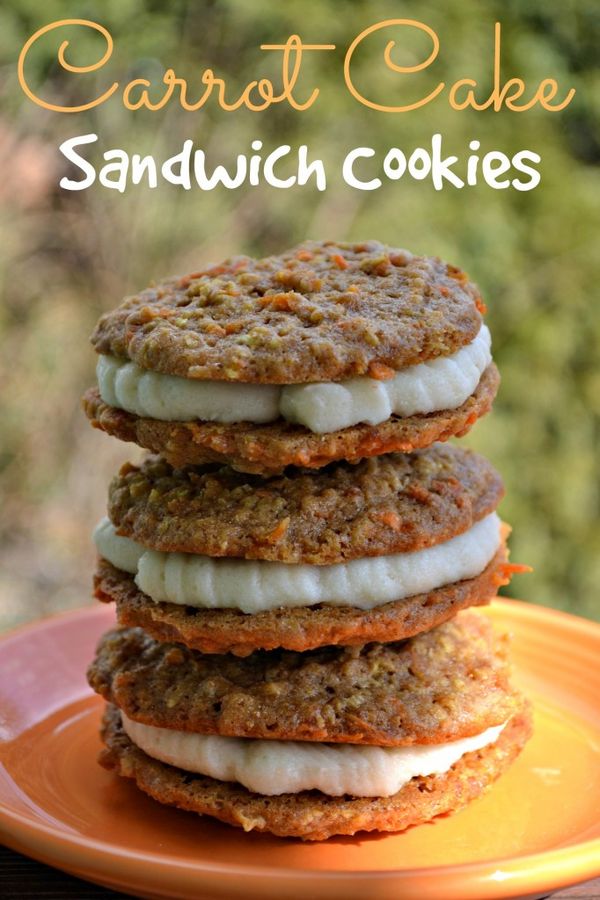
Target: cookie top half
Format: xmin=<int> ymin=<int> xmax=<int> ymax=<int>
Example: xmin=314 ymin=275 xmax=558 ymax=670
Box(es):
xmin=91 ymin=241 xmax=483 ymax=383
xmin=105 ymin=444 xmax=503 ymax=563
xmin=88 ymin=610 xmax=518 ymax=746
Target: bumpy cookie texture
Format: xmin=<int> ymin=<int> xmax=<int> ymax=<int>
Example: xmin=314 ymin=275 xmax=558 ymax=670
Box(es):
xmin=90 ymin=241 xmax=484 ymax=383
xmin=87 ymin=611 xmax=518 ymax=745
xmin=94 ymin=544 xmax=510 ymax=655
xmin=99 ymin=704 xmax=532 ymax=840
xmin=107 ymin=444 xmax=503 ymax=563
xmin=82 ymin=363 xmax=498 ymax=474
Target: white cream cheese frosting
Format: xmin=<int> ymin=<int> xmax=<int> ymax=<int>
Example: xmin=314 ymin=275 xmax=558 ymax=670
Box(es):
xmin=120 ymin=712 xmax=506 ymax=797
xmin=94 ymin=512 xmax=501 ymax=613
xmin=97 ymin=325 xmax=491 ymax=434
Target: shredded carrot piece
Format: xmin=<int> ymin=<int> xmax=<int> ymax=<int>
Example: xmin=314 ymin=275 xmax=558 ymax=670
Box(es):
xmin=406 ymin=484 xmax=432 ymax=503
xmin=500 ymin=563 xmax=533 ymax=576
xmin=204 ymin=323 xmax=226 ymax=336
xmin=475 ymin=296 xmax=488 ymax=314
xmin=493 ymin=562 xmax=533 ymax=588
xmin=447 ymin=265 xmax=469 ymax=284
xmin=296 ymin=250 xmax=313 ymax=261
xmin=331 ymin=253 xmax=348 ymax=270
xmin=179 ymin=262 xmax=247 ymax=288
xmin=259 ymin=293 xmax=298 ymax=311
xmin=265 ymin=517 xmax=290 ymax=543
xmin=205 ymin=264 xmax=230 ymax=276
xmin=376 ymin=510 xmax=402 ymax=531
xmin=368 ymin=361 xmax=396 ymax=381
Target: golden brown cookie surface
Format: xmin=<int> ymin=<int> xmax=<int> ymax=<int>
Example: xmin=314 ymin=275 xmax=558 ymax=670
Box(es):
xmin=106 ymin=443 xmax=503 ymax=563
xmin=88 ymin=611 xmax=518 ymax=745
xmin=91 ymin=242 xmax=483 ymax=383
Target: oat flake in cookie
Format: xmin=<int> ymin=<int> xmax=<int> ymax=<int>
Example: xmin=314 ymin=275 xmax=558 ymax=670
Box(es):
xmin=85 ymin=240 xmax=499 ymax=472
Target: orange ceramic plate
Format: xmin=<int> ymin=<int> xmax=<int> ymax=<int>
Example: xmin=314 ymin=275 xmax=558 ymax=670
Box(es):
xmin=0 ymin=599 xmax=599 ymax=900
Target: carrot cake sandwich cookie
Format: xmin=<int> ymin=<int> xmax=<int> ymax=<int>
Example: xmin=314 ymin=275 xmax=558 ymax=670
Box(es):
xmin=92 ymin=443 xmax=519 ymax=656
xmin=88 ymin=611 xmax=532 ymax=841
xmin=83 ymin=240 xmax=499 ymax=474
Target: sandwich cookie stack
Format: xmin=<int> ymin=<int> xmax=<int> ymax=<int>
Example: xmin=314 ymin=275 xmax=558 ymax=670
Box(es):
xmin=84 ymin=241 xmax=531 ymax=840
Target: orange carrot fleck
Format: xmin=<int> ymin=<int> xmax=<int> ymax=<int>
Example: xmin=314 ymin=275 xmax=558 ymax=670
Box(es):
xmin=493 ymin=562 xmax=533 ymax=588
xmin=205 ymin=323 xmax=226 ymax=336
xmin=331 ymin=253 xmax=348 ymax=270
xmin=178 ymin=270 xmax=206 ymax=289
xmin=296 ymin=250 xmax=313 ymax=261
xmin=475 ymin=296 xmax=488 ymax=314
xmin=500 ymin=563 xmax=533 ymax=576
xmin=447 ymin=265 xmax=469 ymax=284
xmin=376 ymin=510 xmax=402 ymax=531
xmin=265 ymin=517 xmax=290 ymax=543
xmin=406 ymin=484 xmax=432 ymax=504
xmin=368 ymin=361 xmax=396 ymax=381
xmin=259 ymin=293 xmax=299 ymax=311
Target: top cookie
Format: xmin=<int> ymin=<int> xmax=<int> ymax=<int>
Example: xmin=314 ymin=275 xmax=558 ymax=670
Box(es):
xmin=91 ymin=241 xmax=483 ymax=383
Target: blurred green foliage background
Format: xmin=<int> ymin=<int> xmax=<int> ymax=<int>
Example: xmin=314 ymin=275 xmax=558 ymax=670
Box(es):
xmin=0 ymin=0 xmax=598 ymax=630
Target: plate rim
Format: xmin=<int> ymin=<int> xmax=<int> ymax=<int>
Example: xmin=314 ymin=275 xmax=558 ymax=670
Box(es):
xmin=1 ymin=599 xmax=599 ymax=897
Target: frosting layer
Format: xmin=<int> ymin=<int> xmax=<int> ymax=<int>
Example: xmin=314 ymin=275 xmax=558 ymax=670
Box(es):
xmin=94 ymin=513 xmax=501 ymax=613
xmin=120 ymin=712 xmax=505 ymax=797
xmin=97 ymin=326 xmax=491 ymax=434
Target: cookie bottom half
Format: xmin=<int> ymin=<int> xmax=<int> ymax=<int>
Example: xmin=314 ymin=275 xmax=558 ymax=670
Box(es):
xmin=99 ymin=702 xmax=532 ymax=841
xmin=83 ymin=364 xmax=499 ymax=475
xmin=94 ymin=541 xmax=509 ymax=656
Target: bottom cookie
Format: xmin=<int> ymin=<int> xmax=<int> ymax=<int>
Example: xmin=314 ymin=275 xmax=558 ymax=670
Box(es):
xmin=99 ymin=703 xmax=532 ymax=841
